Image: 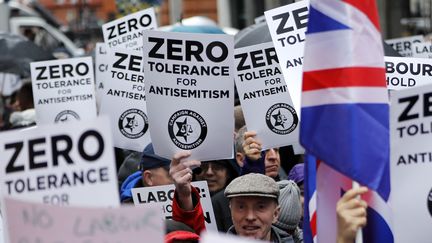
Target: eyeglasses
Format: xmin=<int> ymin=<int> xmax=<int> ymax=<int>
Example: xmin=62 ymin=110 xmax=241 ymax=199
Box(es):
xmin=197 ymin=162 xmax=226 ymax=174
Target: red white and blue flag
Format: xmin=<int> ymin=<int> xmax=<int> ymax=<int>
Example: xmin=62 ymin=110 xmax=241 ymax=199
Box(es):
xmin=303 ymin=155 xmax=318 ymax=243
xmin=300 ymin=0 xmax=393 ymax=242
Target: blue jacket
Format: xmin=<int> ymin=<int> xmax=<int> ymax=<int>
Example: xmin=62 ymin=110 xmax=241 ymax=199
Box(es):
xmin=120 ymin=171 xmax=142 ymax=203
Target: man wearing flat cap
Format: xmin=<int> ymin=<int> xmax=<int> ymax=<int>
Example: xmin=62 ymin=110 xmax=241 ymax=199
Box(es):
xmin=225 ymin=173 xmax=292 ymax=242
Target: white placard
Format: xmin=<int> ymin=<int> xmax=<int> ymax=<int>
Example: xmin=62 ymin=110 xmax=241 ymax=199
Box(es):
xmin=142 ymin=30 xmax=234 ymax=161
xmin=0 ymin=73 xmax=22 ymax=96
xmin=95 ymin=43 xmax=109 ymax=110
xmin=385 ymin=35 xmax=423 ymax=57
xmin=412 ymin=42 xmax=432 ymax=59
xmin=265 ymin=0 xmax=309 ymax=113
xmin=132 ymin=180 xmax=217 ymax=231
xmin=292 ymin=142 xmax=305 ymax=155
xmin=201 ymin=231 xmax=263 ymax=243
xmin=0 ymin=215 xmax=3 ymax=243
xmin=0 ymin=116 xmax=119 ymax=207
xmin=2 ymin=197 xmax=163 ymax=243
xmin=30 ymin=57 xmax=97 ymax=125
xmin=99 ymin=48 xmax=150 ymax=152
xmin=385 ymin=56 xmax=432 ymax=90
xmin=390 ymin=84 xmax=432 ymax=243
xmin=235 ymin=42 xmax=298 ymax=149
xmin=102 ymin=8 xmax=157 ymax=50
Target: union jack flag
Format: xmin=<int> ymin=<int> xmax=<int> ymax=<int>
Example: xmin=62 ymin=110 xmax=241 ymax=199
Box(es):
xmin=300 ymin=0 xmax=393 ymax=242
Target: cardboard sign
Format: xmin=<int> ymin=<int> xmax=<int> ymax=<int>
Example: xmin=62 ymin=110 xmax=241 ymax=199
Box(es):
xmin=95 ymin=43 xmax=110 ymax=110
xmin=390 ymin=84 xmax=432 ymax=242
xmin=142 ymin=30 xmax=234 ymax=161
xmin=265 ymin=0 xmax=309 ymax=113
xmin=102 ymin=8 xmax=157 ymax=50
xmin=234 ymin=42 xmax=299 ymax=149
xmin=30 ymin=57 xmax=97 ymax=125
xmin=385 ymin=35 xmax=423 ymax=57
xmin=412 ymin=42 xmax=432 ymax=59
xmin=99 ymin=48 xmax=151 ymax=152
xmin=0 ymin=216 xmax=3 ymax=243
xmin=201 ymin=231 xmax=263 ymax=243
xmin=292 ymin=142 xmax=305 ymax=155
xmin=385 ymin=56 xmax=432 ymax=90
xmin=132 ymin=181 xmax=217 ymax=231
xmin=2 ymin=197 xmax=163 ymax=243
xmin=0 ymin=116 xmax=119 ymax=207
xmin=0 ymin=73 xmax=22 ymax=96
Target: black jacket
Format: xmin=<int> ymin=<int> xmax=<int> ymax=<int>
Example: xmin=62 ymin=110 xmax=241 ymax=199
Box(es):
xmin=211 ymin=189 xmax=232 ymax=232
xmin=227 ymin=225 xmax=295 ymax=243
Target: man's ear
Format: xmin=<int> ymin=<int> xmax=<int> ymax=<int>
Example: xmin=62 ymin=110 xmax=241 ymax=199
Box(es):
xmin=273 ymin=205 xmax=281 ymax=224
xmin=236 ymin=152 xmax=244 ymax=167
xmin=142 ymin=170 xmax=153 ymax=186
xmin=229 ymin=202 xmax=235 ymax=222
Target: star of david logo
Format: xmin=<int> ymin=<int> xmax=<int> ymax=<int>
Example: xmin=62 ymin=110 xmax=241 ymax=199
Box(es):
xmin=265 ymin=103 xmax=298 ymax=135
xmin=176 ymin=117 xmax=193 ymax=142
xmin=118 ymin=109 xmax=148 ymax=139
xmin=125 ymin=115 xmax=138 ymax=132
xmin=272 ymin=109 xmax=287 ymax=128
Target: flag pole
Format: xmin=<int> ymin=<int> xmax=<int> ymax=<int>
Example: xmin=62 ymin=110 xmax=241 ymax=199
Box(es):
xmin=353 ymin=181 xmax=363 ymax=243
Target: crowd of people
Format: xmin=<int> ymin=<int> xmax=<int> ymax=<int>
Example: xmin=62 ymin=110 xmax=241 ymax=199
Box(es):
xmin=110 ymin=104 xmax=366 ymax=243
xmin=0 ymin=10 xmax=372 ymax=243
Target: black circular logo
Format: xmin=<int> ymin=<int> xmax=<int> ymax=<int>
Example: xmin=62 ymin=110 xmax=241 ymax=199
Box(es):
xmin=118 ymin=109 xmax=148 ymax=139
xmin=54 ymin=110 xmax=80 ymax=123
xmin=265 ymin=103 xmax=298 ymax=135
xmin=168 ymin=109 xmax=208 ymax=150
xmin=428 ymin=188 xmax=432 ymax=217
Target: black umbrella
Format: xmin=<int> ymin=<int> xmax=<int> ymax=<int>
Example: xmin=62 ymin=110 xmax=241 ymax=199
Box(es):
xmin=0 ymin=32 xmax=54 ymax=78
xmin=235 ymin=22 xmax=272 ymax=48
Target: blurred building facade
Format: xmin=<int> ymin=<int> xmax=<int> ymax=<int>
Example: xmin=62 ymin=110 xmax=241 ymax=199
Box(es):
xmin=38 ymin=0 xmax=117 ymax=30
xmin=36 ymin=0 xmax=432 ymax=39
xmin=158 ymin=0 xmax=432 ymax=39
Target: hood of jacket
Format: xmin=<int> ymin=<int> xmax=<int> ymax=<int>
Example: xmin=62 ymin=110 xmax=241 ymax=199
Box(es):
xmin=120 ymin=171 xmax=142 ymax=202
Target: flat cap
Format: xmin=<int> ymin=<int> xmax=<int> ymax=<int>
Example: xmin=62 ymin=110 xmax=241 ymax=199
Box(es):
xmin=225 ymin=173 xmax=279 ymax=199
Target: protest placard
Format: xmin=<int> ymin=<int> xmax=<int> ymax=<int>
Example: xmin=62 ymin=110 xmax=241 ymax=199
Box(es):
xmin=264 ymin=0 xmax=309 ymax=113
xmin=201 ymin=231 xmax=263 ymax=243
xmin=385 ymin=35 xmax=423 ymax=57
xmin=0 ymin=216 xmax=3 ymax=243
xmin=385 ymin=56 xmax=432 ymax=90
xmin=412 ymin=42 xmax=432 ymax=58
xmin=234 ymin=42 xmax=298 ymax=149
xmin=292 ymin=142 xmax=305 ymax=154
xmin=0 ymin=73 xmax=22 ymax=96
xmin=95 ymin=43 xmax=109 ymax=109
xmin=132 ymin=180 xmax=217 ymax=231
xmin=99 ymin=48 xmax=150 ymax=152
xmin=2 ymin=197 xmax=163 ymax=243
xmin=102 ymin=8 xmax=157 ymax=50
xmin=142 ymin=30 xmax=234 ymax=161
xmin=0 ymin=116 xmax=119 ymax=207
xmin=390 ymin=83 xmax=432 ymax=242
xmin=30 ymin=57 xmax=97 ymax=125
